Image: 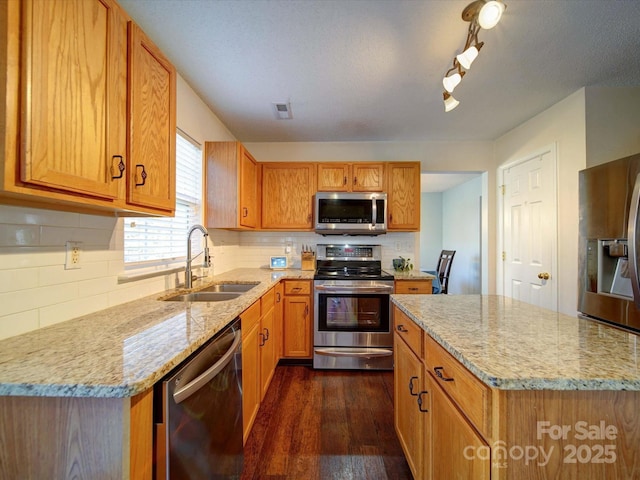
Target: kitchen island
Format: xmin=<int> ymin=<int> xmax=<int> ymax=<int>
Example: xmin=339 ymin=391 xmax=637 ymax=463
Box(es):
xmin=392 ymin=294 xmax=640 ymax=479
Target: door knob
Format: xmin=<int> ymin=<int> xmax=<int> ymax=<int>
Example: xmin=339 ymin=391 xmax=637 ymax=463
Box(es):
xmin=538 ymin=272 xmax=550 ymax=280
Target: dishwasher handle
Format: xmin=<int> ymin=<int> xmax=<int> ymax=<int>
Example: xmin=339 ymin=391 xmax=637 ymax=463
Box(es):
xmin=173 ymin=331 xmax=241 ymax=404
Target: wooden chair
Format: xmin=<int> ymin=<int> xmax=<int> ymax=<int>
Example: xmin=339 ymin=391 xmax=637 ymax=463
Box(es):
xmin=436 ymin=250 xmax=456 ymax=294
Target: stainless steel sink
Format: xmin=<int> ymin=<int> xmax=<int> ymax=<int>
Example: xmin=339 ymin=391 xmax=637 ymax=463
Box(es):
xmin=200 ymin=283 xmax=258 ymax=293
xmin=164 ymin=291 xmax=242 ymax=302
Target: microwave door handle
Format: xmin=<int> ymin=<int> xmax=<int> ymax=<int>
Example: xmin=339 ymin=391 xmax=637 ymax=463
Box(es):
xmin=371 ymin=198 xmax=377 ymax=226
xmin=628 ymin=172 xmax=640 ymax=308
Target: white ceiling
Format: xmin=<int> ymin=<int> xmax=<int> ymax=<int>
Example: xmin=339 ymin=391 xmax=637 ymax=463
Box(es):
xmin=118 ymin=0 xmax=640 ymax=144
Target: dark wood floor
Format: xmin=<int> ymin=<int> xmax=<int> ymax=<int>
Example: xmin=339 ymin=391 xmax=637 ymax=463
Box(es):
xmin=241 ymin=365 xmax=413 ymax=480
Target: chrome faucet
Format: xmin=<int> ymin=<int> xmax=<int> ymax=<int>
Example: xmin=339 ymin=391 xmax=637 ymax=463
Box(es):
xmin=185 ymin=224 xmax=211 ymax=289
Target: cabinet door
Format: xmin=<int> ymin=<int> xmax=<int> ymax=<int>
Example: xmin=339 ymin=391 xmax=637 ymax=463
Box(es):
xmin=352 ymin=163 xmax=385 ymax=191
xmin=20 ymin=0 xmax=126 ymax=200
xmin=274 ymin=282 xmax=284 ymax=358
xmin=127 ymin=22 xmax=176 ymax=213
xmin=388 ymin=162 xmax=421 ymax=230
xmin=282 ymin=296 xmax=312 ymax=357
xmin=239 ymin=147 xmax=258 ymax=228
xmin=317 ymin=163 xmax=350 ymax=191
xmin=430 ymin=376 xmax=490 ymax=480
xmin=394 ymin=333 xmax=426 ymax=480
xmin=259 ymin=306 xmax=276 ymax=400
xmin=261 ymin=163 xmax=315 ymax=229
xmin=241 ymin=321 xmax=260 ymax=444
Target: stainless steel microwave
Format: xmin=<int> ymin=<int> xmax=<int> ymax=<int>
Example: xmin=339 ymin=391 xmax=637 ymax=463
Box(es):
xmin=314 ymin=192 xmax=387 ymax=235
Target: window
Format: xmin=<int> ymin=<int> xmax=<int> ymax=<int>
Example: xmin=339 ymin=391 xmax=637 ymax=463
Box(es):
xmin=124 ymin=130 xmax=203 ymax=265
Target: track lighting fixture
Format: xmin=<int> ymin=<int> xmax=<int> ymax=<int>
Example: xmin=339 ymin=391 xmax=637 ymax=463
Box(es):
xmin=443 ymin=92 xmax=460 ymax=112
xmin=442 ymin=0 xmax=505 ymax=112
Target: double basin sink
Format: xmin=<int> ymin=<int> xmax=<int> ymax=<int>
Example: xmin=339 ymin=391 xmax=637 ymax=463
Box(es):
xmin=164 ymin=283 xmax=258 ymax=302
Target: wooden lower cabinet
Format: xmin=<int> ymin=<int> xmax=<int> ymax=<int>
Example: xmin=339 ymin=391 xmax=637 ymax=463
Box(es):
xmin=241 ymin=300 xmax=262 ymax=444
xmin=394 ymin=331 xmax=428 ymax=479
xmin=282 ymin=280 xmax=312 ymax=358
xmin=241 ymin=287 xmax=281 ymax=443
xmin=395 ymin=278 xmax=433 ymax=294
xmin=259 ymin=287 xmax=278 ymax=400
xmin=430 ymin=375 xmax=490 ymax=479
xmin=0 ymin=390 xmax=153 ymax=480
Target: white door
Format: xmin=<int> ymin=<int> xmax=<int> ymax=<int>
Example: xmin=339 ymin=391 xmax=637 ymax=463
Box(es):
xmin=502 ymin=146 xmax=558 ymax=310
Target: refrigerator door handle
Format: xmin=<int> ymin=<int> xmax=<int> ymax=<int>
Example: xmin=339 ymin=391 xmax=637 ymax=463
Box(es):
xmin=627 ymin=173 xmax=640 ymax=308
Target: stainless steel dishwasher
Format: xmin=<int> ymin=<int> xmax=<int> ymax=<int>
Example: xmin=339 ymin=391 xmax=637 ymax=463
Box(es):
xmin=155 ymin=318 xmax=243 ymax=479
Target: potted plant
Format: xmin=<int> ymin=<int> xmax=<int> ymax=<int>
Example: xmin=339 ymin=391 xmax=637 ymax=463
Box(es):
xmin=392 ymin=256 xmax=413 ymax=272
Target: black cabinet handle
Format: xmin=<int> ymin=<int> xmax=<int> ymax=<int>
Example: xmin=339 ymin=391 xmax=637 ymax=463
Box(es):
xmin=243 ymin=207 xmax=248 ymax=218
xmin=263 ymin=327 xmax=269 ymax=341
xmin=111 ymin=155 xmax=125 ymax=179
xmin=259 ymin=332 xmax=266 ymax=347
xmin=396 ymin=324 xmax=408 ymax=332
xmin=434 ymin=366 xmax=454 ymax=382
xmin=417 ymin=391 xmax=429 ymax=412
xmin=135 ymin=164 xmax=147 ymax=186
xmin=409 ymin=376 xmax=419 ymax=396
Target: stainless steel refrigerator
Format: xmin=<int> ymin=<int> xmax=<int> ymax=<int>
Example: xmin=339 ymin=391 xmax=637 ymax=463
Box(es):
xmin=579 ymin=152 xmax=640 ymax=332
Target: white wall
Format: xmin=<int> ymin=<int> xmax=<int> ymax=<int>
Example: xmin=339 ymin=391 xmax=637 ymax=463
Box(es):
xmin=494 ymin=86 xmax=640 ymax=316
xmin=419 ymin=192 xmax=443 ymax=271
xmin=0 ymin=75 xmax=238 ymax=340
xmin=584 ymin=86 xmax=640 ymax=167
xmin=443 ymin=176 xmax=482 ymax=294
xmin=495 ymin=89 xmax=587 ymax=316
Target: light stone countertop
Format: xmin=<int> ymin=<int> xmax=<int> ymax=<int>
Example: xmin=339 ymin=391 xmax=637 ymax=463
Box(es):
xmin=390 ymin=270 xmax=436 ymax=280
xmin=392 ymin=294 xmax=640 ymax=391
xmin=0 ymin=268 xmax=314 ymax=398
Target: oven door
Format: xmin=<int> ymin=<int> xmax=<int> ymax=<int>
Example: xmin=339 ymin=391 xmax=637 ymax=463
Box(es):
xmin=313 ymin=281 xmax=394 ymax=370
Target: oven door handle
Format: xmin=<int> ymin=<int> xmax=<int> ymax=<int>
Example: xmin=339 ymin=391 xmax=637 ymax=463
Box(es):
xmin=314 ymin=347 xmax=393 ymax=358
xmin=315 ymin=285 xmax=394 ymax=293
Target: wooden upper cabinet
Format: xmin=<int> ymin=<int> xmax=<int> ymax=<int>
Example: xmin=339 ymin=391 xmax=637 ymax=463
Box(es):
xmin=239 ymin=148 xmax=258 ymax=228
xmin=126 ymin=22 xmax=176 ymax=213
xmin=1 ymin=0 xmax=176 ymax=215
xmin=352 ymin=163 xmax=385 ymax=191
xmin=316 ymin=163 xmax=385 ymax=192
xmin=317 ymin=163 xmax=350 ymax=191
xmin=205 ymin=142 xmax=258 ymax=229
xmin=19 ymin=0 xmax=127 ymax=201
xmin=261 ymin=163 xmax=315 ymax=230
xmin=387 ymin=162 xmax=421 ymax=231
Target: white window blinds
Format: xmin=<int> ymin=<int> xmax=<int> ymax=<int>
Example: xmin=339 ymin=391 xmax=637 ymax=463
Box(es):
xmin=124 ymin=130 xmax=203 ymax=265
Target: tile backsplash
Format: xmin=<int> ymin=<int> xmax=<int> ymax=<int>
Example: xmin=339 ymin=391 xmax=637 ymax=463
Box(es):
xmin=0 ymin=205 xmax=416 ymax=340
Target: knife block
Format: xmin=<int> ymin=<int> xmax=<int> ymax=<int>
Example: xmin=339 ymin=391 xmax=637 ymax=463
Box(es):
xmin=301 ymin=252 xmax=316 ymax=271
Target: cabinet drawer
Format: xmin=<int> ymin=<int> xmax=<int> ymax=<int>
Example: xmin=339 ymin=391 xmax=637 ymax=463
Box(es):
xmin=261 ymin=287 xmax=275 ymax=313
xmin=425 ymin=335 xmax=491 ymax=438
xmin=393 ymin=308 xmax=423 ymax=359
xmin=395 ymin=280 xmax=432 ymax=294
xmin=284 ymin=280 xmax=311 ymax=295
xmin=241 ymin=300 xmax=261 ymax=339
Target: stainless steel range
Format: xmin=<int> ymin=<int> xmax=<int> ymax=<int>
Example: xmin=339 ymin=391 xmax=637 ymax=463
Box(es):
xmin=313 ymin=244 xmax=394 ymax=370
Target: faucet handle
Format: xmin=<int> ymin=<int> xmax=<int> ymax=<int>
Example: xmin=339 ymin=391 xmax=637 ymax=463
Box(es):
xmin=203 ymin=246 xmax=211 ymax=268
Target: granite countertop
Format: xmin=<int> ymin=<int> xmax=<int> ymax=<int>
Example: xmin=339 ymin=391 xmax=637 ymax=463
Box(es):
xmin=0 ymin=268 xmax=314 ymax=399
xmin=392 ymin=294 xmax=640 ymax=391
xmin=391 ymin=270 xmax=436 ymax=280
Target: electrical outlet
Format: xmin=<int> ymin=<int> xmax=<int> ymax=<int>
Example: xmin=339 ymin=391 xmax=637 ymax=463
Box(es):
xmin=65 ymin=241 xmax=81 ymax=270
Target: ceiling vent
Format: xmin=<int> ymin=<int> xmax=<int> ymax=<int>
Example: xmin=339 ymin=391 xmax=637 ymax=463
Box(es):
xmin=273 ymin=102 xmax=293 ymax=120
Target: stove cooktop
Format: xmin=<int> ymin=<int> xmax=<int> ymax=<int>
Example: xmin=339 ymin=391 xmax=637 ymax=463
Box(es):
xmin=314 ymin=264 xmax=394 ymax=281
